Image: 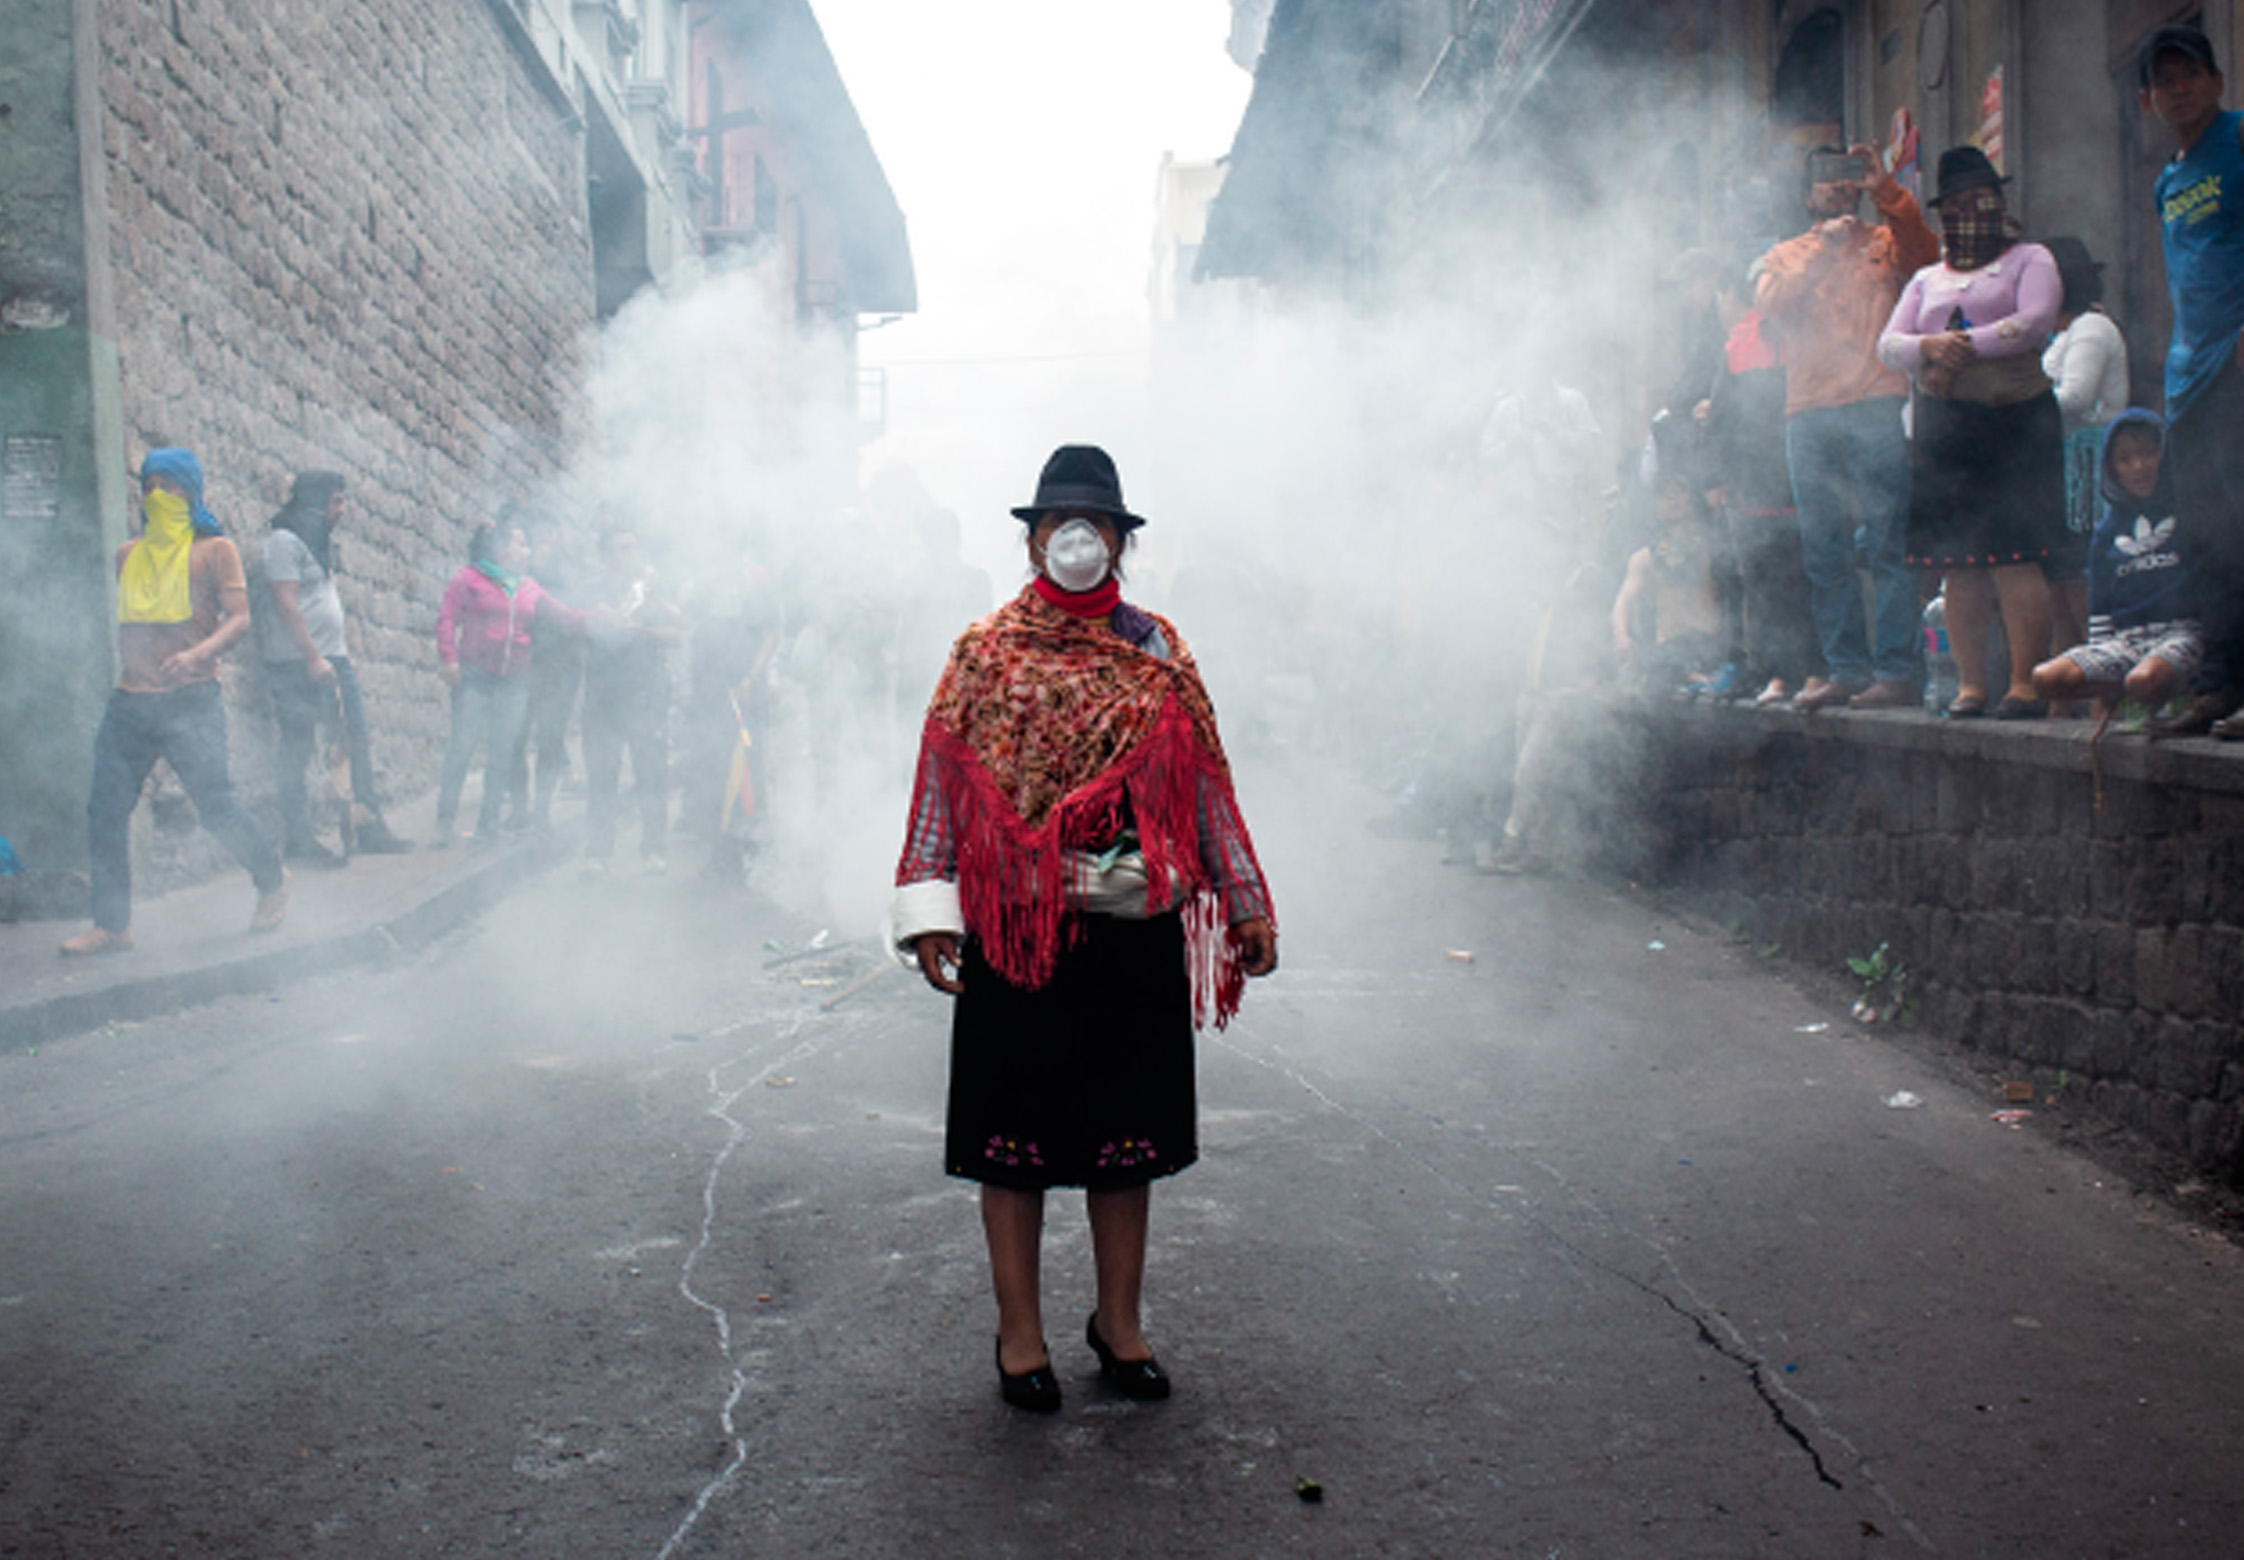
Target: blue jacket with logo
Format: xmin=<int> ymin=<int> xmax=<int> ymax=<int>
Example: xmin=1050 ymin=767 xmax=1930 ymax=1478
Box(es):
xmin=2087 ymin=408 xmax=2194 ymax=635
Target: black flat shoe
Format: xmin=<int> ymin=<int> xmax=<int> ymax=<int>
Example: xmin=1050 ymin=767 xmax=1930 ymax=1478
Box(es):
xmin=996 ymin=1339 xmax=1061 ymax=1413
xmin=1086 ymin=1315 xmax=1171 ymax=1400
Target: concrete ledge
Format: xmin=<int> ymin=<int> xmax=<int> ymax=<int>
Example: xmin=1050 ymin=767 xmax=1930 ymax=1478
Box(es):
xmin=0 ymin=829 xmax=572 ymax=1050
xmin=1698 ymin=701 xmax=2244 ymax=792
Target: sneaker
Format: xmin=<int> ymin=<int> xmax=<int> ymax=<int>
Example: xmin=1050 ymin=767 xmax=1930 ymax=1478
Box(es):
xmin=1792 ymin=679 xmax=1866 ymax=712
xmin=354 ymin=819 xmax=415 ymax=854
xmin=285 ymin=836 xmax=346 ymax=869
xmin=1480 ymin=834 xmax=1547 ymax=876
xmin=2147 ymin=690 xmax=2237 ymax=738
xmin=249 ymin=869 xmax=292 ymax=934
xmin=59 ymin=926 xmax=134 ymax=957
xmin=641 ymin=853 xmax=668 ymax=876
xmin=1847 ymin=679 xmax=1918 ymax=710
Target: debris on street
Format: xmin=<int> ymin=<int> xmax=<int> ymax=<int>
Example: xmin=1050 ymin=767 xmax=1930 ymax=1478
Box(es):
xmin=821 ymin=962 xmax=895 ymax=1011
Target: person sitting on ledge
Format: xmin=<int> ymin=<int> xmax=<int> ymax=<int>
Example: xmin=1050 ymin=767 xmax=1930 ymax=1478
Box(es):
xmin=2031 ymin=410 xmax=2202 ymax=721
xmin=1611 ymin=473 xmax=1727 ymax=698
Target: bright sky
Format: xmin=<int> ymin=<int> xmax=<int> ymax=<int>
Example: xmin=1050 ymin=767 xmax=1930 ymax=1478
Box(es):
xmin=809 ymin=0 xmax=1253 ymax=533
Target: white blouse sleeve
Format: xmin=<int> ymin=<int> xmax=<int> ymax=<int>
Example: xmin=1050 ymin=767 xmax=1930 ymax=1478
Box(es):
xmin=2048 ymin=313 xmax=2125 ymax=426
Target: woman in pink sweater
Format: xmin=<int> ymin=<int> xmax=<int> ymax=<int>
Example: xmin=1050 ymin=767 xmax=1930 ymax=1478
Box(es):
xmin=432 ymin=520 xmax=584 ymax=844
xmin=1879 ymin=146 xmax=2064 ymax=719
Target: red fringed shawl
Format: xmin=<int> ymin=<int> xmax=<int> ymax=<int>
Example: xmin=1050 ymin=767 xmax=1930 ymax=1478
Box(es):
xmin=897 ymin=586 xmax=1271 ymax=1028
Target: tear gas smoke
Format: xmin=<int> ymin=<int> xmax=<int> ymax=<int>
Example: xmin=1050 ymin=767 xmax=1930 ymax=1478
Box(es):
xmin=541 ymin=35 xmax=1806 ymax=932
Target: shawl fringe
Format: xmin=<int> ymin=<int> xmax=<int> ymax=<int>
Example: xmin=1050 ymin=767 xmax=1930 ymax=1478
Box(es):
xmin=910 ymin=695 xmax=1257 ymax=1028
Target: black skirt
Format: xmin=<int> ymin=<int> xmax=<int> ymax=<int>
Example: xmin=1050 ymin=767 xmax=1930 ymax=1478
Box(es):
xmin=945 ymin=912 xmax=1198 ymax=1192
xmin=1905 ymin=390 xmax=2065 ymax=570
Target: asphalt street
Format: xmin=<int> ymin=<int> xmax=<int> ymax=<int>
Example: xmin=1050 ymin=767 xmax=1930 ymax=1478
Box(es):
xmin=5 ymin=776 xmax=2243 ymax=1559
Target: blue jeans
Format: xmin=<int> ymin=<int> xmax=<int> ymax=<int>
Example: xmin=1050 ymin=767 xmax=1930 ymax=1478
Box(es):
xmin=87 ymin=682 xmax=284 ymax=932
xmin=1785 ymin=398 xmax=1922 ymax=688
xmin=435 ymin=666 xmax=531 ymax=834
xmin=269 ymin=656 xmax=384 ymax=844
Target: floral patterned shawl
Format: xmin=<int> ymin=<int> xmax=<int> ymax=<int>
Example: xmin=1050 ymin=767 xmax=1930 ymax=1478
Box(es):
xmin=902 ymin=585 xmax=1267 ymax=1026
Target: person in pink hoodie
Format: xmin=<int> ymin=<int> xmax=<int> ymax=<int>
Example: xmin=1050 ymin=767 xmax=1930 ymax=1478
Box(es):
xmin=432 ymin=520 xmax=586 ymax=846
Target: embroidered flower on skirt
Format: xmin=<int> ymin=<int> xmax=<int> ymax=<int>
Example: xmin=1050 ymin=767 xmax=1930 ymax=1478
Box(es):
xmin=1096 ymin=1138 xmax=1157 ymax=1169
xmin=986 ymin=1135 xmax=1044 ymax=1167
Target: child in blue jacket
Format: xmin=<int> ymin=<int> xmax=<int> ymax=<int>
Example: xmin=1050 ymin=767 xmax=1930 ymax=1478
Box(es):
xmin=2031 ymin=409 xmax=2202 ymax=714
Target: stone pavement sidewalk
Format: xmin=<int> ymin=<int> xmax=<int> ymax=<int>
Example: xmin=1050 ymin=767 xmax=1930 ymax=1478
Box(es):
xmin=0 ymin=793 xmax=578 ymax=1050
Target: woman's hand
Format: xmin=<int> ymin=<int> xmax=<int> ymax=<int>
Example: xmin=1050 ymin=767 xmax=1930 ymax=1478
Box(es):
xmin=1232 ymin=916 xmax=1278 ymax=977
xmin=913 ymin=932 xmax=964 ymax=995
xmin=1920 ymin=330 xmax=1976 ymax=372
xmin=439 ymin=661 xmax=461 ymax=688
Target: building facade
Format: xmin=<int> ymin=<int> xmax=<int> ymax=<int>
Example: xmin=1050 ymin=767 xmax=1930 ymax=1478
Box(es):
xmin=0 ymin=0 xmax=910 ymax=879
xmin=1201 ymin=0 xmax=2229 ymax=422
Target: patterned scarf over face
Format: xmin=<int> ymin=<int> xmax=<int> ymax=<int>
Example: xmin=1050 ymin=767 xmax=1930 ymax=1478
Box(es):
xmin=906 ymin=585 xmax=1268 ymax=1025
xmin=1940 ymin=189 xmax=2022 ymax=272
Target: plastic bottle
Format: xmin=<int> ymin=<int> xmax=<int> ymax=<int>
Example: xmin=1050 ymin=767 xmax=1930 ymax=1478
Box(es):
xmin=1922 ymin=594 xmax=1958 ymax=713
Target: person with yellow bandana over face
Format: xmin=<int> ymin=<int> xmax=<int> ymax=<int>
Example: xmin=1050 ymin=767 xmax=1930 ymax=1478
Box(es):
xmin=60 ymin=449 xmax=289 ymax=955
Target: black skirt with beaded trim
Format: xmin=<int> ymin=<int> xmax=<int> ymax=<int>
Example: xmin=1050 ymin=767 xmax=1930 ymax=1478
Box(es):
xmin=945 ymin=911 xmax=1197 ymax=1192
xmin=1905 ymin=389 xmax=2065 ymax=570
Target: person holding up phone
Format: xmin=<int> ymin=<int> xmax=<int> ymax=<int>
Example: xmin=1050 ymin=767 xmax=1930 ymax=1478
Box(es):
xmin=1755 ymin=143 xmax=1943 ymax=713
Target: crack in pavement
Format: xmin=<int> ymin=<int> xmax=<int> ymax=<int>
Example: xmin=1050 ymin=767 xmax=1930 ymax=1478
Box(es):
xmin=1209 ymin=1029 xmax=1936 ymax=1549
xmin=653 ymin=1005 xmax=834 ymax=1560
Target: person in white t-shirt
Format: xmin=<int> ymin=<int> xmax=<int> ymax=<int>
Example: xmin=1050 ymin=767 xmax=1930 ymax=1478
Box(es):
xmin=2040 ymin=236 xmax=2132 ymax=666
xmin=261 ymin=472 xmax=412 ymax=862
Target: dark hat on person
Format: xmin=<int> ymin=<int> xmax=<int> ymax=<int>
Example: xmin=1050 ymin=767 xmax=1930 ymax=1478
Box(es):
xmin=1926 ymin=145 xmax=2009 ymax=207
xmin=2138 ymin=23 xmax=2219 ymax=88
xmin=1010 ymin=444 xmax=1146 ymax=530
xmin=2043 ymin=235 xmax=2107 ymax=307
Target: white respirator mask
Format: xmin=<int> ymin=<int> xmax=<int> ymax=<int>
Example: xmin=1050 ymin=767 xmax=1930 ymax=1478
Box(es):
xmin=1042 ymin=517 xmax=1112 ymax=593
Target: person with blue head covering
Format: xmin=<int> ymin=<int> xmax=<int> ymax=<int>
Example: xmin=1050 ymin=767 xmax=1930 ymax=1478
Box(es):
xmin=60 ymin=447 xmax=289 ymax=955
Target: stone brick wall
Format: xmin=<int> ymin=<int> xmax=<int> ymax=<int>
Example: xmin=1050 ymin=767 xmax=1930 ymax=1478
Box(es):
xmin=96 ymin=0 xmax=596 ymax=852
xmin=1633 ymin=706 xmax=2244 ymax=1183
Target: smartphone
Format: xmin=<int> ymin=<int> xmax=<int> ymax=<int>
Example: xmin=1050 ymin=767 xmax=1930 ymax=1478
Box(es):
xmin=1809 ymin=151 xmax=1866 ymax=185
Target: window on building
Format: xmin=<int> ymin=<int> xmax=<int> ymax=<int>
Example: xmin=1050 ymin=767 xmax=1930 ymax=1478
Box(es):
xmin=754 ymin=156 xmax=779 ymax=237
xmin=1773 ymin=8 xmax=1846 ymax=133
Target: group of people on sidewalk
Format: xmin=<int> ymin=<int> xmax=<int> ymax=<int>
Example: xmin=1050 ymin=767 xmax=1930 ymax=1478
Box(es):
xmin=56 ymin=452 xmax=768 ymax=955
xmin=1623 ymin=25 xmax=2242 ymax=742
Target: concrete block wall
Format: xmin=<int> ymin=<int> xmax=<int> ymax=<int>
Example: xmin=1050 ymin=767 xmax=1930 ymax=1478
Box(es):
xmin=95 ymin=0 xmax=596 ymax=845
xmin=1635 ymin=707 xmax=2244 ymax=1183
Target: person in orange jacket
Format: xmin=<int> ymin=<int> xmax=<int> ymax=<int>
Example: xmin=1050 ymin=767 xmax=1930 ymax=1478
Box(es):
xmin=1756 ymin=143 xmax=1941 ymax=712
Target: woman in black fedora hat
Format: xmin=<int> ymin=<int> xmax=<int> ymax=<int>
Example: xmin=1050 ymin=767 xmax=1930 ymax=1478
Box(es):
xmin=2041 ymin=235 xmax=2132 ymax=673
xmin=889 ymin=443 xmax=1277 ymax=1413
xmin=1879 ymin=146 xmax=2065 ymax=718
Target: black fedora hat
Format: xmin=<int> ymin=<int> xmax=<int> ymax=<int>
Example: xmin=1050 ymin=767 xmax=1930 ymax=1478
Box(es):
xmin=2042 ymin=234 xmax=2106 ymax=304
xmin=1010 ymin=444 xmax=1147 ymax=531
xmin=1927 ymin=145 xmax=2009 ymax=207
